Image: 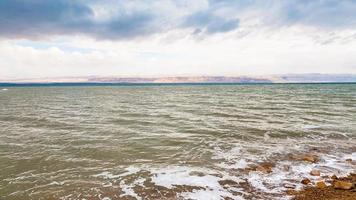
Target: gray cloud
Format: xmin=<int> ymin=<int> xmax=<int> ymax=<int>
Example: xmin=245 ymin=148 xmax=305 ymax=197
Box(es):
xmin=0 ymin=0 xmax=355 ymax=40
xmin=0 ymin=0 xmax=93 ymax=38
xmin=207 ymin=0 xmax=356 ymax=28
xmin=184 ymin=11 xmax=239 ymax=34
xmin=280 ymin=0 xmax=356 ymax=28
xmin=0 ymin=0 xmax=158 ymax=39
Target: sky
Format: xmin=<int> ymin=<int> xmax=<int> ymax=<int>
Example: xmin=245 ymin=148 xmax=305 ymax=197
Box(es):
xmin=0 ymin=0 xmax=356 ymax=80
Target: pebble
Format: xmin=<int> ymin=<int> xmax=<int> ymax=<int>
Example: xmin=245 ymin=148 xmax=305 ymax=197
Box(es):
xmin=330 ymin=175 xmax=338 ymax=180
xmin=310 ymin=169 xmax=321 ymax=176
xmin=301 ymin=154 xmax=318 ymax=163
xmin=333 ymin=181 xmax=353 ymax=190
xmin=301 ymin=178 xmax=311 ymax=185
xmin=316 ymin=181 xmax=327 ymax=189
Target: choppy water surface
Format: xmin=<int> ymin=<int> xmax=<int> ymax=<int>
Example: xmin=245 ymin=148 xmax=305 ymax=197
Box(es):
xmin=0 ymin=84 xmax=355 ymax=200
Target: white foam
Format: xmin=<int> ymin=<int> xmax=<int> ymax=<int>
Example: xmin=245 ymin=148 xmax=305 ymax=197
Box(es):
xmin=212 ymin=146 xmax=242 ymax=161
xmin=247 ymin=172 xmax=270 ymax=192
xmin=49 ymin=181 xmax=64 ymax=186
xmin=303 ymin=125 xmax=320 ymax=129
xmin=90 ymin=149 xmax=355 ymax=199
xmin=210 ymin=142 xmax=356 ymax=197
xmin=94 ymin=166 xmax=142 ymax=199
xmin=93 ymin=166 xmax=141 ymax=179
xmin=119 ymin=180 xmax=142 ymax=200
xmin=93 ymin=171 xmax=121 ymax=179
xmin=181 ymin=188 xmax=244 ymax=200
xmin=217 ymin=159 xmax=248 ymax=169
xmin=151 ymin=166 xmax=220 ymax=189
xmin=150 ymin=166 xmax=242 ymax=200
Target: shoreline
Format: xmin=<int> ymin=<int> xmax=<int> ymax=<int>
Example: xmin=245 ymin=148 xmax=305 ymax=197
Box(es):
xmin=291 ymin=173 xmax=356 ymax=200
xmin=1 ymin=82 xmax=356 ymax=88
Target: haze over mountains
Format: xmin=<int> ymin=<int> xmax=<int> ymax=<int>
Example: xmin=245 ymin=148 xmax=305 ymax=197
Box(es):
xmin=1 ymin=74 xmax=355 ymax=84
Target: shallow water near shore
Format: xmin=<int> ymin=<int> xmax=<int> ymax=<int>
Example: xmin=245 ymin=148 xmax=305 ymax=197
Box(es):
xmin=0 ymin=84 xmax=355 ymax=199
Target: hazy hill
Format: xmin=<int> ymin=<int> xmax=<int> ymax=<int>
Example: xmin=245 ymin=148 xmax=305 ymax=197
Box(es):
xmin=1 ymin=74 xmax=355 ymax=83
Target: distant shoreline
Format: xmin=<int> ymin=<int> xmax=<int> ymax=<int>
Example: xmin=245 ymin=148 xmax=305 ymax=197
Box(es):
xmin=0 ymin=82 xmax=355 ymax=87
xmin=1 ymin=74 xmax=355 ymax=85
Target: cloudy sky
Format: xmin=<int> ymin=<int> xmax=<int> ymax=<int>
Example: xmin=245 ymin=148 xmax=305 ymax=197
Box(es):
xmin=1 ymin=0 xmax=356 ymax=79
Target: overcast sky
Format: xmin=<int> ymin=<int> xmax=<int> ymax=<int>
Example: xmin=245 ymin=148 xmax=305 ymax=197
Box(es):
xmin=1 ymin=0 xmax=356 ymax=79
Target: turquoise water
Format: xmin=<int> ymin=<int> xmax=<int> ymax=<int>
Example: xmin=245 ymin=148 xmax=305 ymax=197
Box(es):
xmin=0 ymin=84 xmax=355 ymax=199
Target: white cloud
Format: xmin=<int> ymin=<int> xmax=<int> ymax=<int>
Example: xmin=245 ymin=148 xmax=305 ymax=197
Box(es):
xmin=1 ymin=25 xmax=356 ymax=80
xmin=1 ymin=0 xmax=356 ymax=79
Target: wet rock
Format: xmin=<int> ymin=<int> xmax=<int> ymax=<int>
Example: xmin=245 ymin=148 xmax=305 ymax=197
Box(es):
xmin=283 ymin=183 xmax=296 ymax=189
xmin=345 ymin=158 xmax=354 ymax=165
xmin=189 ymin=171 xmax=205 ymax=177
xmin=310 ymin=169 xmax=321 ymax=176
xmin=301 ymin=178 xmax=311 ymax=185
xmin=282 ymin=165 xmax=290 ymax=172
xmin=294 ymin=174 xmax=356 ymax=200
xmin=293 ymin=184 xmax=356 ymax=200
xmin=218 ymin=179 xmax=239 ymax=188
xmin=301 ymin=154 xmax=318 ymax=163
xmin=256 ymin=165 xmax=273 ymax=174
xmin=310 ymin=147 xmax=318 ymax=151
xmin=333 ymin=181 xmax=353 ymax=190
xmin=330 ymin=175 xmax=338 ymax=180
xmin=286 ymin=189 xmax=297 ymax=195
xmin=247 ymin=162 xmax=275 ymax=174
xmin=316 ymin=181 xmax=327 ymax=189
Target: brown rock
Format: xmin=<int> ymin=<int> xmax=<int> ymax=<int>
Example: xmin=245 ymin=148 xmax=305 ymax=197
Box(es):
xmin=301 ymin=178 xmax=311 ymax=185
xmin=286 ymin=189 xmax=297 ymax=195
xmin=310 ymin=169 xmax=321 ymax=176
xmin=333 ymin=180 xmax=353 ymax=190
xmin=294 ymin=174 xmax=356 ymax=200
xmin=301 ymin=154 xmax=318 ymax=163
xmin=218 ymin=179 xmax=238 ymax=187
xmin=316 ymin=181 xmax=327 ymax=189
xmin=346 ymin=158 xmax=352 ymax=162
xmin=330 ymin=175 xmax=338 ymax=180
xmin=256 ymin=165 xmax=272 ymax=173
xmin=250 ymin=162 xmax=275 ymax=174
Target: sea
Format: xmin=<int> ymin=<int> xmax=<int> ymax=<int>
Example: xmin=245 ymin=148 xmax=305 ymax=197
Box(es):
xmin=0 ymin=83 xmax=355 ymax=200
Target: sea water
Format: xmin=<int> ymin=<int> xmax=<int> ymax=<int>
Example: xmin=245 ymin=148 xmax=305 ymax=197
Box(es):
xmin=0 ymin=83 xmax=355 ymax=199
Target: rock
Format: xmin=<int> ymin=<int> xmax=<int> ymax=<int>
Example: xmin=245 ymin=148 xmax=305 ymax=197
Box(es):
xmin=301 ymin=178 xmax=311 ymax=185
xmin=283 ymin=183 xmax=296 ymax=189
xmin=330 ymin=175 xmax=338 ymax=180
xmin=282 ymin=165 xmax=290 ymax=172
xmin=189 ymin=171 xmax=205 ymax=177
xmin=310 ymin=169 xmax=321 ymax=176
xmin=256 ymin=165 xmax=272 ymax=173
xmin=218 ymin=179 xmax=238 ymax=187
xmin=251 ymin=162 xmax=274 ymax=174
xmin=333 ymin=180 xmax=353 ymax=190
xmin=286 ymin=189 xmax=297 ymax=195
xmin=345 ymin=158 xmax=354 ymax=165
xmin=301 ymin=154 xmax=318 ymax=163
xmin=316 ymin=181 xmax=327 ymax=189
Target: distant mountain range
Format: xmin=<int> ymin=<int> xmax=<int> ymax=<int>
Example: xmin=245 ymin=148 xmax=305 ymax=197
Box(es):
xmin=1 ymin=74 xmax=355 ymax=83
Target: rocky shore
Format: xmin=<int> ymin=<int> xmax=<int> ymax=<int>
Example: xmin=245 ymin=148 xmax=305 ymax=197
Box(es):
xmin=291 ymin=173 xmax=356 ymax=200
xmin=282 ymin=154 xmax=356 ymax=200
xmin=239 ymin=150 xmax=355 ymax=200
